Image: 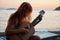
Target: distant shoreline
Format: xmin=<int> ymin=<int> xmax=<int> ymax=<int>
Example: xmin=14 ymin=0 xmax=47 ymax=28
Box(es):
xmin=0 ymin=8 xmax=17 ymax=10
xmin=0 ymin=6 xmax=60 ymax=11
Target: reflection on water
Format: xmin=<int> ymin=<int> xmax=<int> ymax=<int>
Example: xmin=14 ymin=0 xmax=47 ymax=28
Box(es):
xmin=0 ymin=10 xmax=60 ymax=32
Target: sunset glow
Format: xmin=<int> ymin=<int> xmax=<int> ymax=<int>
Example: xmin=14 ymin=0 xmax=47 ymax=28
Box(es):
xmin=0 ymin=0 xmax=60 ymax=9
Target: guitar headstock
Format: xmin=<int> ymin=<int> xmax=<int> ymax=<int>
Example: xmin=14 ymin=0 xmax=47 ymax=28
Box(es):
xmin=39 ymin=10 xmax=45 ymax=16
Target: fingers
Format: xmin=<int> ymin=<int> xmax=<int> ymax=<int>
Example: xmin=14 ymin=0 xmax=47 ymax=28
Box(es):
xmin=24 ymin=29 xmax=29 ymax=33
xmin=20 ymin=28 xmax=29 ymax=34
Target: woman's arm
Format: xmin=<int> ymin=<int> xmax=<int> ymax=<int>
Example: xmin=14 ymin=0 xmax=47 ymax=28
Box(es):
xmin=5 ymin=27 xmax=28 ymax=35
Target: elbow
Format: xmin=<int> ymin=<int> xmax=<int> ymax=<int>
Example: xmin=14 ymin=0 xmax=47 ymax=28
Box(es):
xmin=5 ymin=30 xmax=12 ymax=36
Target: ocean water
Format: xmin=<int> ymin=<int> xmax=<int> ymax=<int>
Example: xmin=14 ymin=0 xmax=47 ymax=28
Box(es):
xmin=0 ymin=31 xmax=60 ymax=40
xmin=0 ymin=9 xmax=60 ymax=32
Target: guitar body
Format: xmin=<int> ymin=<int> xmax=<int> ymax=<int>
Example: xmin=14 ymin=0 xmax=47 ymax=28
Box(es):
xmin=20 ymin=27 xmax=35 ymax=40
xmin=7 ymin=27 xmax=35 ymax=40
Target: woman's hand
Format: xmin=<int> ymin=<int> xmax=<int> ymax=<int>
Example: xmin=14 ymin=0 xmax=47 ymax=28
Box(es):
xmin=19 ymin=28 xmax=29 ymax=34
xmin=29 ymin=28 xmax=35 ymax=35
xmin=22 ymin=27 xmax=35 ymax=40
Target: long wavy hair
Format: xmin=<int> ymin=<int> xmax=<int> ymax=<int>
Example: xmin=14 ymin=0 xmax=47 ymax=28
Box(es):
xmin=7 ymin=2 xmax=32 ymax=28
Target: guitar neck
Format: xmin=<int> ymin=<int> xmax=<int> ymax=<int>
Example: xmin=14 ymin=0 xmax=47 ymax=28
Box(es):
xmin=30 ymin=15 xmax=42 ymax=29
xmin=29 ymin=10 xmax=45 ymax=29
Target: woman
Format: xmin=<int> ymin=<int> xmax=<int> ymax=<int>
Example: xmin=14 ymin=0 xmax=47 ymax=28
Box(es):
xmin=5 ymin=2 xmax=41 ymax=40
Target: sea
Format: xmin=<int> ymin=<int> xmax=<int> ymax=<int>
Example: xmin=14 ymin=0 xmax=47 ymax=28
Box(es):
xmin=0 ymin=8 xmax=60 ymax=32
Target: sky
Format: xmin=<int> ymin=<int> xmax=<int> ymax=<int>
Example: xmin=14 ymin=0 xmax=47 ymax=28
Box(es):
xmin=0 ymin=0 xmax=60 ymax=9
xmin=0 ymin=0 xmax=60 ymax=31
